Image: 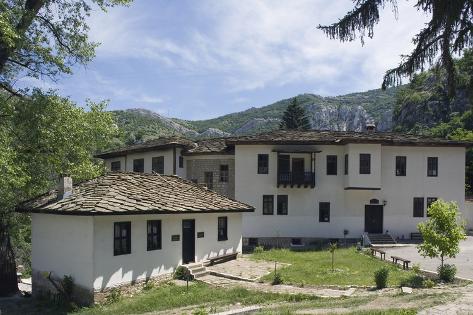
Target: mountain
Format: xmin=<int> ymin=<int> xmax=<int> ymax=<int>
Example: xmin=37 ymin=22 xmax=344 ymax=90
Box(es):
xmin=111 ymin=87 xmax=399 ymax=144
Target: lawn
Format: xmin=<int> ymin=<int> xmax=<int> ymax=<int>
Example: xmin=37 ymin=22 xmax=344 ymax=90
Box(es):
xmin=251 ymin=247 xmax=415 ymax=287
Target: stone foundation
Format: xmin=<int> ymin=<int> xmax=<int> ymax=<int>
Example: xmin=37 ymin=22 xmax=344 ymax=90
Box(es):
xmin=242 ymin=237 xmax=360 ymax=252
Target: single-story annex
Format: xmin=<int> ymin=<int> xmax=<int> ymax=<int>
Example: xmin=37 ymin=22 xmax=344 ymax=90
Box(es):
xmin=17 ymin=172 xmax=254 ymax=304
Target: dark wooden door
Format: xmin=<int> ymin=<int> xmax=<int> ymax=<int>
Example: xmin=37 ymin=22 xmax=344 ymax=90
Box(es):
xmin=182 ymin=219 xmax=195 ymax=264
xmin=292 ymin=158 xmax=305 ymax=182
xmin=364 ymin=205 xmax=383 ymax=234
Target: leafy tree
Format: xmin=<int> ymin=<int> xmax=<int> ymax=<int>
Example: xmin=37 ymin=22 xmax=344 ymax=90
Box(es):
xmin=318 ymin=0 xmax=473 ymax=97
xmin=0 ymin=0 xmax=131 ymax=96
xmin=417 ymin=199 xmax=466 ymax=268
xmin=279 ymin=98 xmax=311 ymax=130
xmin=0 ymin=90 xmax=117 ymax=295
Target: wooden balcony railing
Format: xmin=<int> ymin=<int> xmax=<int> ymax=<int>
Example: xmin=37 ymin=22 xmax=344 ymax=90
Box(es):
xmin=277 ymin=171 xmax=315 ymax=188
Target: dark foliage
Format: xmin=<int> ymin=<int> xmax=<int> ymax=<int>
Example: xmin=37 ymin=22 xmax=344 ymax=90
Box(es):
xmin=279 ymin=98 xmax=311 ymax=130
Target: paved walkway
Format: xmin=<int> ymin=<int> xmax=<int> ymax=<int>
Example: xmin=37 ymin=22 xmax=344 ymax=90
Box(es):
xmin=418 ymin=284 xmax=473 ymax=314
xmin=380 ymin=237 xmax=473 ymax=280
xmin=206 ymin=256 xmax=276 ymax=280
xmin=199 ymin=274 xmax=357 ymax=298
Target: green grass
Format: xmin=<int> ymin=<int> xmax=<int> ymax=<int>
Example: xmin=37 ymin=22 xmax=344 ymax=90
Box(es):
xmin=251 ymin=247 xmax=415 ymax=287
xmin=75 ymin=281 xmax=324 ymax=315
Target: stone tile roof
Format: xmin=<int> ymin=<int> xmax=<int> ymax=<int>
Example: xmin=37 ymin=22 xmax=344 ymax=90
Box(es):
xmin=95 ymin=137 xmax=196 ymax=159
xmin=184 ymin=138 xmax=234 ymax=155
xmin=225 ymin=130 xmax=470 ymax=147
xmin=17 ymin=173 xmax=254 ymax=215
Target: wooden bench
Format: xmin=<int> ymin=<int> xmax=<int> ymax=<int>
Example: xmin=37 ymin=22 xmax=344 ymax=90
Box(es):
xmin=208 ymin=252 xmax=238 ymax=266
xmin=391 ymin=256 xmax=411 ymax=270
xmin=370 ymin=248 xmax=386 ymax=260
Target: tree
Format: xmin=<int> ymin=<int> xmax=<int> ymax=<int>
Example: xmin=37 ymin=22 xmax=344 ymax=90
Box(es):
xmin=0 ymin=90 xmax=118 ymax=295
xmin=0 ymin=0 xmax=131 ymax=96
xmin=280 ymin=98 xmax=311 ymax=130
xmin=417 ymin=199 xmax=466 ymax=268
xmin=328 ymin=242 xmax=337 ymax=272
xmin=317 ymin=0 xmax=473 ymax=97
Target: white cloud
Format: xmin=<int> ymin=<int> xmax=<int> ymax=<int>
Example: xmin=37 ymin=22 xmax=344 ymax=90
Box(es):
xmin=86 ymin=0 xmax=429 ymax=95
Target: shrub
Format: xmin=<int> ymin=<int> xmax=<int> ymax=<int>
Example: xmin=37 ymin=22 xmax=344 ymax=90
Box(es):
xmin=438 ymin=264 xmax=456 ymax=282
xmin=401 ymin=274 xmax=425 ymax=288
xmin=411 ymin=264 xmax=421 ymax=274
xmin=61 ymin=275 xmax=75 ymax=300
xmin=254 ymin=246 xmax=264 ymax=254
xmin=272 ymin=273 xmax=283 ymax=285
xmin=374 ymin=267 xmax=389 ymax=289
xmin=192 ymin=307 xmax=208 ymax=315
xmin=424 ymin=279 xmax=435 ymax=288
xmin=173 ymin=266 xmax=189 ymax=280
xmin=106 ymin=288 xmax=121 ymax=304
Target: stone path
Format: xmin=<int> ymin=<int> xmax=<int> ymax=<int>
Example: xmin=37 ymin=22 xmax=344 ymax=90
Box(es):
xmin=198 ymin=274 xmax=357 ymax=298
xmin=206 ymin=256 xmax=279 ymax=281
xmin=418 ymin=284 xmax=473 ymax=315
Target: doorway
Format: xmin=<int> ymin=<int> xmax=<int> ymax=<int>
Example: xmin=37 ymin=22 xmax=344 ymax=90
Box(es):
xmin=182 ymin=219 xmax=195 ymax=264
xmin=364 ymin=205 xmax=383 ymax=234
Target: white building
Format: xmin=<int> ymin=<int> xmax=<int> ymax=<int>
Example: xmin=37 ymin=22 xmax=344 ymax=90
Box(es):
xmin=96 ymin=130 xmax=471 ymax=246
xmin=18 ymin=172 xmax=253 ymax=304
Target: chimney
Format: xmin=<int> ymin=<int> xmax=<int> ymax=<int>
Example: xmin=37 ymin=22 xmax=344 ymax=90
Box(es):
xmin=58 ymin=177 xmax=73 ymax=199
xmin=365 ymin=123 xmax=376 ymax=133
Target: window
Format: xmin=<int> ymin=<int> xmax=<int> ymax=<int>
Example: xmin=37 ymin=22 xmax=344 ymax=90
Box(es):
xmin=426 ymin=197 xmax=438 ymax=217
xmin=133 ymin=158 xmax=144 ymax=173
xmin=258 ymin=154 xmax=269 ymax=174
xmin=277 ymin=195 xmax=288 ymax=215
xmin=319 ymin=202 xmax=330 ymax=222
xmin=344 ymin=154 xmax=348 ymax=175
xmin=326 ymin=155 xmax=337 ymax=175
xmin=204 ymin=172 xmax=213 ymax=190
xmin=114 ymin=222 xmax=131 ymax=256
xmin=179 ymin=156 xmax=184 ymax=168
xmin=262 ymin=195 xmax=274 ymax=215
xmin=147 ymin=220 xmax=162 ymax=251
xmin=111 ymin=161 xmax=121 ymax=172
xmin=220 ymin=164 xmax=229 ymax=182
xmin=413 ymin=197 xmax=424 ymax=217
xmin=427 ymin=157 xmax=438 ymax=177
xmin=152 ymin=156 xmax=164 ymax=174
xmin=395 ymin=156 xmax=406 ymax=176
xmin=291 ymin=238 xmax=302 ymax=246
xmin=359 ymin=154 xmax=371 ymax=174
xmin=218 ymin=217 xmax=228 ymax=241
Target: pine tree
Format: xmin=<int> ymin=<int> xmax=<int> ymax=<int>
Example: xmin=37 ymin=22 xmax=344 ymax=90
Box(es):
xmin=280 ymin=98 xmax=311 ymax=130
xmin=317 ymin=0 xmax=473 ymax=98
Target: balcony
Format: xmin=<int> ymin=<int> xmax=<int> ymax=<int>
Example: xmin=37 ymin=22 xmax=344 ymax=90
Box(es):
xmin=277 ymin=171 xmax=315 ymax=188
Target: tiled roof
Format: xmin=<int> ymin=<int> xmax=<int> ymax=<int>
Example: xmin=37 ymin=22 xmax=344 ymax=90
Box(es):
xmin=17 ymin=173 xmax=254 ymax=215
xmin=184 ymin=138 xmax=234 ymax=155
xmin=95 ymin=137 xmax=196 ymax=159
xmin=225 ymin=130 xmax=470 ymax=147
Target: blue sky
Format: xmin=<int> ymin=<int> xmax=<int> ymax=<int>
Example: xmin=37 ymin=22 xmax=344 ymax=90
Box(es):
xmin=22 ymin=1 xmax=428 ymax=120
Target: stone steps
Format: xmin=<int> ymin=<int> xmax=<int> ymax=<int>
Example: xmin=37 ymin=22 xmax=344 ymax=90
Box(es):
xmin=183 ymin=262 xmax=210 ymax=279
xmin=367 ymin=234 xmax=396 ymax=245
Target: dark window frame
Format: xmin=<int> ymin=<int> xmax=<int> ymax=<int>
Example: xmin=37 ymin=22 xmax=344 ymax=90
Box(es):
xmin=218 ymin=216 xmax=228 ymax=241
xmin=147 ymin=220 xmax=162 ymax=251
xmin=204 ymin=172 xmax=213 ymax=190
xmin=395 ymin=156 xmax=406 ymax=176
xmin=344 ymin=154 xmax=348 ymax=175
xmin=152 ymin=156 xmax=165 ymax=174
xmin=111 ymin=161 xmax=121 ymax=172
xmin=319 ymin=202 xmax=330 ymax=222
xmin=427 ymin=157 xmax=438 ymax=177
xmin=277 ymin=195 xmax=288 ymax=215
xmin=262 ymin=195 xmax=274 ymax=215
xmin=326 ymin=155 xmax=338 ymax=175
xmin=179 ymin=156 xmax=184 ymax=168
xmin=359 ymin=154 xmax=371 ymax=174
xmin=413 ymin=197 xmax=424 ymax=217
xmin=114 ymin=221 xmax=131 ymax=256
xmin=426 ymin=197 xmax=438 ymax=217
xmin=220 ymin=164 xmax=229 ymax=182
xmin=257 ymin=154 xmax=269 ymax=174
xmin=133 ymin=158 xmax=145 ymax=173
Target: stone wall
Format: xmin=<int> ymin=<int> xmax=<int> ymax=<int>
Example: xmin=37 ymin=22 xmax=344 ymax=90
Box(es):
xmin=186 ymin=158 xmax=235 ymax=198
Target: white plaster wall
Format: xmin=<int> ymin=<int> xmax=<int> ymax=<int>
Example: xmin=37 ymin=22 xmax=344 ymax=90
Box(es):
xmin=235 ymin=144 xmax=466 ymax=240
xmin=464 ymin=200 xmax=473 ymax=229
xmin=104 ymin=156 xmax=126 ymax=172
xmin=346 ymin=143 xmax=381 ymax=188
xmin=92 ymin=212 xmax=242 ymax=290
xmin=32 ymin=214 xmax=94 ymax=289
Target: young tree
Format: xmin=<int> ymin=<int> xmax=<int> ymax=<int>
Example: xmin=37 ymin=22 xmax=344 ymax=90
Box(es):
xmin=0 ymin=0 xmax=131 ymax=96
xmin=280 ymin=98 xmax=311 ymax=130
xmin=328 ymin=242 xmax=337 ymax=272
xmin=417 ymin=199 xmax=467 ymax=268
xmin=318 ymin=0 xmax=473 ymax=97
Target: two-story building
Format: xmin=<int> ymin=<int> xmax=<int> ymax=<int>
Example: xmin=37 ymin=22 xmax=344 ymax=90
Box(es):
xmin=96 ymin=130 xmax=471 ymax=246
